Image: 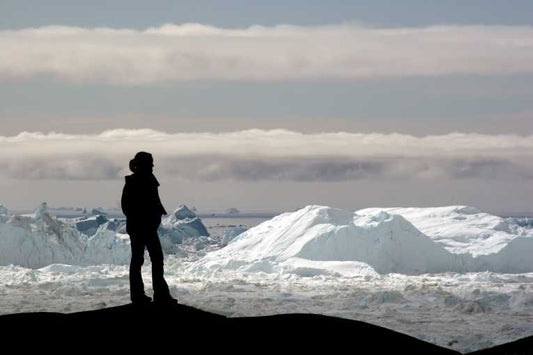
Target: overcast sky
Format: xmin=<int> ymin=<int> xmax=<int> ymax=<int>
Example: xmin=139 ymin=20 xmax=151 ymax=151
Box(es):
xmin=1 ymin=1 xmax=532 ymax=215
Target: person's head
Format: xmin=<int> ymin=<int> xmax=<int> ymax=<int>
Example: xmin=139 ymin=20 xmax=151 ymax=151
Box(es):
xmin=129 ymin=151 xmax=154 ymax=174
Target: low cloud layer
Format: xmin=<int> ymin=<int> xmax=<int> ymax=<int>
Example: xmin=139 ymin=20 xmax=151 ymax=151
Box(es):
xmin=0 ymin=129 xmax=531 ymax=182
xmin=1 ymin=24 xmax=533 ymax=83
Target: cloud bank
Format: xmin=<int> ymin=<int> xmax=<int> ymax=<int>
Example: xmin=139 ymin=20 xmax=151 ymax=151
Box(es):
xmin=1 ymin=24 xmax=533 ymax=83
xmin=0 ymin=129 xmax=531 ymax=182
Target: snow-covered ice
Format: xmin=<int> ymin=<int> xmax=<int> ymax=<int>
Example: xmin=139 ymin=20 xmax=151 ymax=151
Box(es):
xmin=1 ymin=203 xmax=533 ymax=352
xmin=190 ymin=205 xmax=533 ymax=275
xmin=0 ymin=203 xmax=210 ymax=268
xmin=357 ymin=206 xmax=533 ymax=256
xmin=0 ymin=203 xmax=88 ymax=268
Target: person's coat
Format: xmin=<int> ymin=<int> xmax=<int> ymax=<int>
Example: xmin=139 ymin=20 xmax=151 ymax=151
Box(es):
xmin=121 ymin=173 xmax=168 ymax=233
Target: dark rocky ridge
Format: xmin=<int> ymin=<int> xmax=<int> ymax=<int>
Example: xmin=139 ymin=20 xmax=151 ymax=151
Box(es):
xmin=0 ymin=303 xmax=530 ymax=354
xmin=0 ymin=303 xmax=458 ymax=353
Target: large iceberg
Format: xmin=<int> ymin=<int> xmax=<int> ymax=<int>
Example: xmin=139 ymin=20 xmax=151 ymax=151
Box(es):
xmin=0 ymin=203 xmax=88 ymax=268
xmin=0 ymin=202 xmax=212 ymax=268
xmin=190 ymin=205 xmax=533 ymax=275
xmin=0 ymin=202 xmax=131 ymax=268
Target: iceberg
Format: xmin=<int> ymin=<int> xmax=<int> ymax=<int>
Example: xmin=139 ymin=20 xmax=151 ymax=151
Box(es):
xmin=356 ymin=206 xmax=532 ymax=256
xmin=0 ymin=202 xmax=210 ymax=268
xmin=191 ymin=205 xmax=533 ymax=275
xmin=160 ymin=204 xmax=209 ymax=243
xmin=0 ymin=203 xmax=87 ymax=268
xmin=0 ymin=202 xmax=130 ymax=268
xmin=171 ymin=205 xmax=197 ymax=220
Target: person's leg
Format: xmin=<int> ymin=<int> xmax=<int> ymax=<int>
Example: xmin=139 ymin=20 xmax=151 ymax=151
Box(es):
xmin=145 ymin=230 xmax=175 ymax=302
xmin=129 ymin=234 xmax=149 ymax=303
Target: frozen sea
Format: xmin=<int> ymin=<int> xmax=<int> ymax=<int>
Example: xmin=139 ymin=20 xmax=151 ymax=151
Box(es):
xmin=1 ymin=209 xmax=533 ymax=353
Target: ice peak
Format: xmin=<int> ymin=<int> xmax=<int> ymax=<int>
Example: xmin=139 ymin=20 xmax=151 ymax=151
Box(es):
xmin=173 ymin=204 xmax=196 ymax=220
xmin=0 ymin=204 xmax=9 ymax=223
xmin=33 ymin=202 xmax=49 ymax=219
xmin=370 ymin=211 xmax=392 ymax=222
xmin=289 ymin=205 xmax=354 ymax=226
xmin=0 ymin=204 xmax=8 ymax=215
xmin=452 ymin=206 xmax=481 ymax=215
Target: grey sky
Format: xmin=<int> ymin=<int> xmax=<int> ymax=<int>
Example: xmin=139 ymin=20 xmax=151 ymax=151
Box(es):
xmin=3 ymin=0 xmax=533 ymax=29
xmin=0 ymin=1 xmax=532 ymax=214
xmin=2 ymin=75 xmax=533 ymax=135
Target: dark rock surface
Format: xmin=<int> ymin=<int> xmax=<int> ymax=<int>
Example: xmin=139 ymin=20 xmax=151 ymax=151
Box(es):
xmin=466 ymin=335 xmax=533 ymax=355
xmin=3 ymin=303 xmax=531 ymax=353
xmin=0 ymin=303 xmax=464 ymax=353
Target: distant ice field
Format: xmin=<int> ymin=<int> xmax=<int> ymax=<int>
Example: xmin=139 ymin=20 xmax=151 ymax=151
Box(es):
xmin=1 ymin=260 xmax=533 ymax=353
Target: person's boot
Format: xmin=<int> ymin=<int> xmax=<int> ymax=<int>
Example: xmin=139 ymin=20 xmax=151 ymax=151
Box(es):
xmin=153 ymin=294 xmax=178 ymax=307
xmin=132 ymin=294 xmax=152 ymax=306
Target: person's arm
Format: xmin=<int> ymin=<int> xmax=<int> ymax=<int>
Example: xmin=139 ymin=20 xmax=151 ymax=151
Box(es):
xmin=121 ymin=179 xmax=132 ymax=217
xmin=155 ymin=187 xmax=168 ymax=215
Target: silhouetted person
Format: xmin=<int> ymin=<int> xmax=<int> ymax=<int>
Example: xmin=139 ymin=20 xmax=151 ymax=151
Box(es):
xmin=121 ymin=152 xmax=177 ymax=306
